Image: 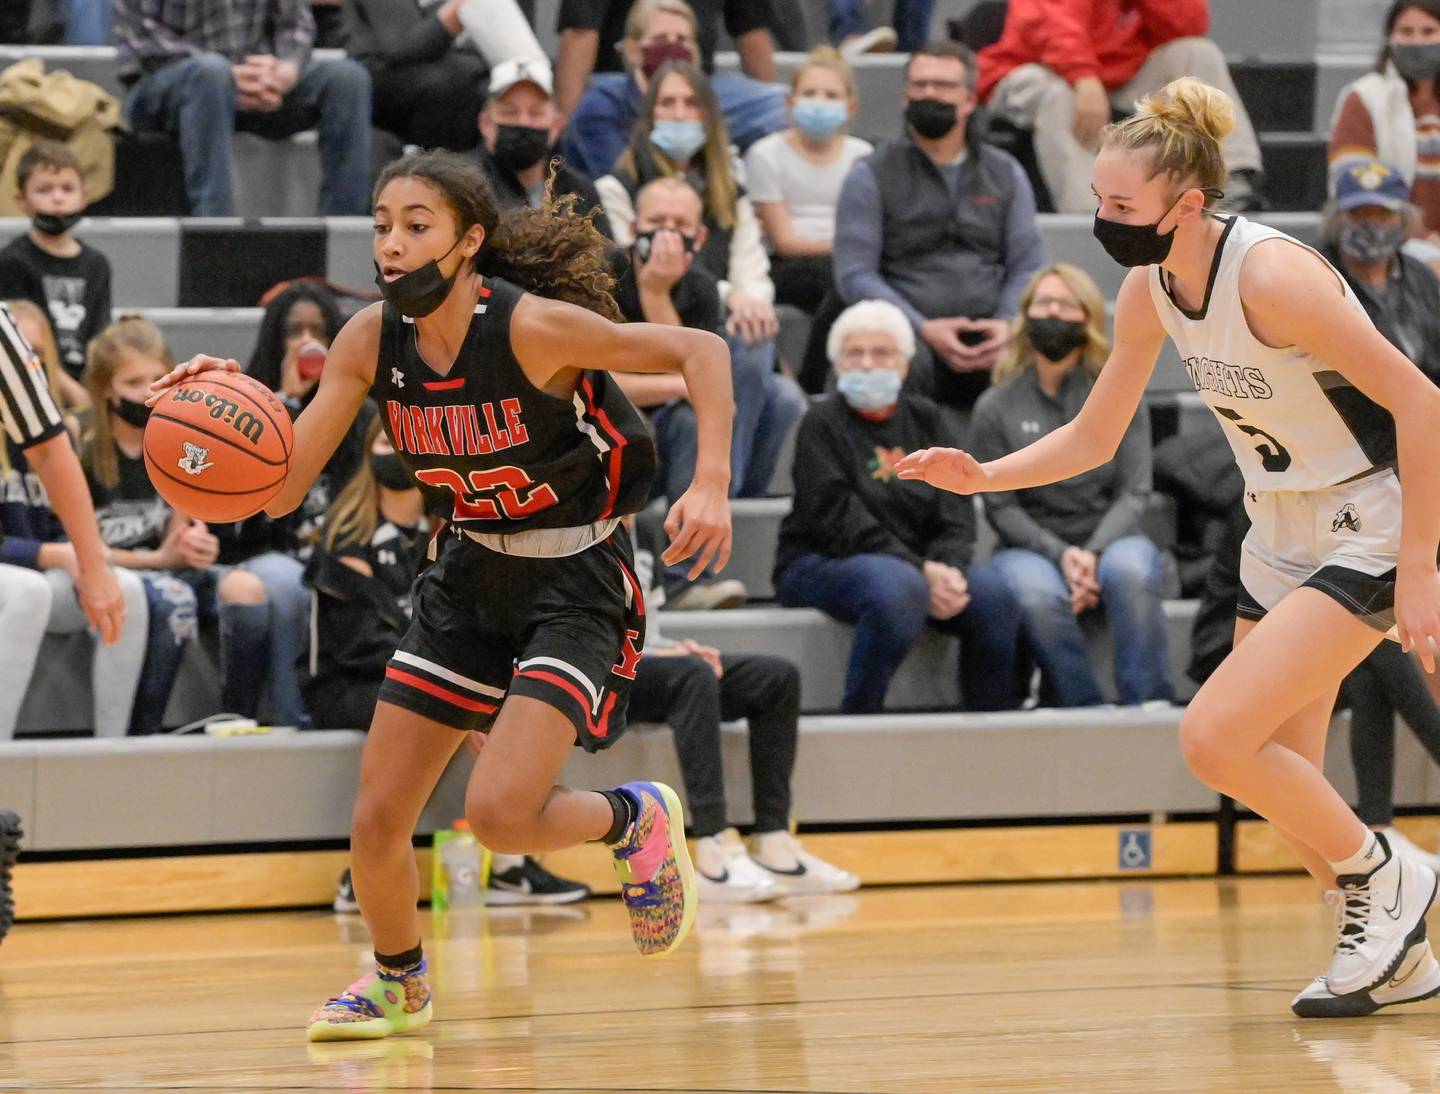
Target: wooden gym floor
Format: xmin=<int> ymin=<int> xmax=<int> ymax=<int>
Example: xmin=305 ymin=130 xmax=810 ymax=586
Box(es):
xmin=4 ymin=875 xmax=1439 ymax=1092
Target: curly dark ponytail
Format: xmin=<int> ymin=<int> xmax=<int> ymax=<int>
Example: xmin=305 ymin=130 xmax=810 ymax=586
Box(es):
xmin=373 ymin=150 xmax=621 ymax=322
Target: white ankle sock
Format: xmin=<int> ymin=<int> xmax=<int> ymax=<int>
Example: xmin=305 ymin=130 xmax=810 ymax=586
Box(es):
xmin=490 ymin=852 xmax=525 ymax=873
xmin=1328 ymin=830 xmax=1384 ymax=878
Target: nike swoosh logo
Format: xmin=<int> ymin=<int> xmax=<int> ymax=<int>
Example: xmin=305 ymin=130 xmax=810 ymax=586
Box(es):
xmin=1385 ymin=872 xmax=1404 ymax=920
xmin=1388 ymin=962 xmax=1419 ymax=989
xmin=490 ymin=878 xmax=533 ymax=893
xmin=759 ymin=862 xmax=808 ymax=878
xmin=699 ymin=868 xmax=730 ymax=883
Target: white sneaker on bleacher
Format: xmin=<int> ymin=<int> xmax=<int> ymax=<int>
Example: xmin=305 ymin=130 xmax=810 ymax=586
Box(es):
xmin=748 ymin=830 xmax=860 ymax=895
xmin=695 ymin=829 xmax=781 ymax=904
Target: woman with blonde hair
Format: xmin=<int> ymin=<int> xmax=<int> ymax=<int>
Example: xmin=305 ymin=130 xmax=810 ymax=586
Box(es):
xmin=900 ymin=77 xmax=1440 ymax=1017
xmin=968 ymin=262 xmax=1172 ymax=709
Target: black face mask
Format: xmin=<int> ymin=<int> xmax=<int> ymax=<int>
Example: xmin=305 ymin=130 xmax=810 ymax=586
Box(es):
xmin=1091 ymin=193 xmax=1188 ymax=267
xmin=492 ymin=124 xmax=552 ymax=173
xmin=111 ymin=396 xmax=152 ymax=428
xmin=32 ymin=211 xmax=82 ymax=237
xmin=905 ymin=98 xmax=959 ymax=140
xmin=633 ymin=229 xmax=697 ymax=263
xmin=371 ymin=452 xmax=413 ymax=491
xmin=1025 ymin=316 xmax=1088 ymax=362
xmin=373 ymin=236 xmax=464 ymax=319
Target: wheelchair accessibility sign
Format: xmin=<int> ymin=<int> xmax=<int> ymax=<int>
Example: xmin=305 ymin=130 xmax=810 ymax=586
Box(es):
xmin=1118 ymin=829 xmax=1152 ymax=870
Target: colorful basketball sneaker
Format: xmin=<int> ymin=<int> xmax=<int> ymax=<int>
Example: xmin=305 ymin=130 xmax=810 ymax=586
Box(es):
xmin=306 ymin=959 xmax=433 ymax=1042
xmin=609 ymin=781 xmax=697 ymax=958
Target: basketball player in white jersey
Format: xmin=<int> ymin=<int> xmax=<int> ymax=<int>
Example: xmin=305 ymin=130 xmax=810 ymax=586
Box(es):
xmin=897 ymin=77 xmax=1440 ymax=1017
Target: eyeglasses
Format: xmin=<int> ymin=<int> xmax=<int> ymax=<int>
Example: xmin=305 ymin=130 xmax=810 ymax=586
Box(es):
xmin=840 ymin=347 xmax=901 ymax=365
xmin=1029 ymin=295 xmax=1085 ymax=315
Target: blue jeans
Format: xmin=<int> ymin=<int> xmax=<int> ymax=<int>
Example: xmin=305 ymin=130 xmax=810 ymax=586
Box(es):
xmin=987 ymin=536 xmax=1175 ymax=707
xmin=828 ymin=0 xmax=934 ymax=50
xmin=63 ymin=0 xmax=110 ymax=43
xmin=776 ymin=552 xmax=1022 ymax=713
xmin=125 ymin=54 xmax=373 ymax=216
xmin=235 ymin=551 xmax=310 ymax=728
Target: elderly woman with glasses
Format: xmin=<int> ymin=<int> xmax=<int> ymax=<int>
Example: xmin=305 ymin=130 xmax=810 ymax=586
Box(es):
xmin=772 ymin=299 xmax=1022 ymax=714
xmin=967 ymin=263 xmax=1175 ymax=708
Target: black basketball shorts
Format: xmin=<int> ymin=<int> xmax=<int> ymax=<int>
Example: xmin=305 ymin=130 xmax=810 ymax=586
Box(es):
xmin=377 ymin=528 xmax=645 ymax=751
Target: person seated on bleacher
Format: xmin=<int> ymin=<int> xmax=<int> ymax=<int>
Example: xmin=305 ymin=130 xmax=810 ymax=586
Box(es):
xmin=968 ymin=263 xmax=1174 ymax=709
xmin=627 ymin=508 xmax=859 ymax=900
xmin=774 ymin=299 xmax=1022 ymax=715
xmin=344 ymin=0 xmax=549 ymax=154
xmin=976 ymin=0 xmax=1265 ymax=215
xmin=473 ymin=59 xmax=608 ymax=229
xmin=833 ymin=42 xmax=1045 ymax=429
xmin=0 ymin=142 xmax=107 ymax=409
xmin=607 ymin=176 xmax=748 ymax=610
xmin=558 ymin=0 xmax=785 ymax=179
xmin=0 ymin=301 xmax=148 ymax=741
xmin=1330 ymin=2 xmax=1440 ymax=263
xmin=743 ymin=47 xmax=871 ymax=359
xmin=81 ymin=316 xmax=271 ymax=734
xmin=113 ymin=0 xmax=373 ymax=216
xmin=597 ymin=61 xmax=806 ymax=507
xmin=307 ymin=415 xmax=591 ymax=909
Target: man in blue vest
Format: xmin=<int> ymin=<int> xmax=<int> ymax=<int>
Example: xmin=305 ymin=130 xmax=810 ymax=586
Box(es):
xmin=833 ymin=42 xmax=1046 ymax=424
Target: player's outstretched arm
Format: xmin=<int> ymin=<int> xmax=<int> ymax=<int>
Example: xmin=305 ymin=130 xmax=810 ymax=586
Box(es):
xmin=146 ymin=306 xmax=379 ymax=518
xmin=1242 ymin=241 xmax=1440 ymax=668
xmin=510 ymin=294 xmax=734 ymax=578
xmin=897 ymin=268 xmax=1165 ymax=494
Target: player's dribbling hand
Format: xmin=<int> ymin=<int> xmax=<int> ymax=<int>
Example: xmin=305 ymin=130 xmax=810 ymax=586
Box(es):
xmin=145 ymin=355 xmax=242 ymax=405
xmin=1397 ymin=567 xmax=1440 ymax=673
xmin=894 ymin=447 xmax=989 ymax=495
xmin=662 ymin=484 xmax=732 ymax=580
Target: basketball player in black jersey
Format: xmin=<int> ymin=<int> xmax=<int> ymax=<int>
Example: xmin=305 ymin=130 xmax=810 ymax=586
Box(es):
xmin=148 ymin=151 xmax=734 ymax=1042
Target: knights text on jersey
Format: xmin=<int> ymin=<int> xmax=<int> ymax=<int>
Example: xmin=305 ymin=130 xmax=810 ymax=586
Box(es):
xmin=372 ymin=277 xmax=656 ymax=532
xmin=1148 ymin=216 xmax=1396 ymax=493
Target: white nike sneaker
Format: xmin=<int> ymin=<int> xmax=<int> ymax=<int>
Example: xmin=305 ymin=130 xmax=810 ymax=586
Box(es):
xmin=1381 ymin=826 xmax=1440 ymax=875
xmin=1324 ymin=831 xmax=1438 ymax=996
xmin=1293 ymin=938 xmax=1440 ymax=1017
xmin=694 ymin=829 xmax=781 ymax=904
xmin=747 ymin=830 xmax=860 ymax=895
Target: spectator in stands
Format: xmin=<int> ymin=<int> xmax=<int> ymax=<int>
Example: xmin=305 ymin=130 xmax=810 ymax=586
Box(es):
xmin=968 ymin=264 xmax=1173 ymax=708
xmin=826 ymin=0 xmax=919 ymax=55
xmin=744 ymin=48 xmax=871 ymax=319
xmin=607 ymin=177 xmax=748 ymax=609
xmin=345 ymin=0 xmax=549 ymax=153
xmin=977 ymin=0 xmax=1265 ymax=214
xmin=1315 ymin=157 xmax=1440 ymax=871
xmin=559 ymin=0 xmax=785 ymax=179
xmin=0 ymin=301 xmax=148 ymax=740
xmin=473 ymin=59 xmax=607 ymax=227
xmin=626 ymin=509 xmax=859 ymax=900
xmin=1330 ymin=1 xmax=1440 ymax=248
xmin=309 ymin=416 xmax=591 ymax=910
xmin=774 ymin=299 xmax=1022 ymax=714
xmin=82 ymin=316 xmax=271 ymax=734
xmin=833 ymin=43 xmax=1045 ymax=423
xmin=598 ymin=63 xmax=806 ymax=508
xmin=0 ymin=142 xmax=107 ymax=408
xmin=114 ymin=0 xmax=372 ymax=216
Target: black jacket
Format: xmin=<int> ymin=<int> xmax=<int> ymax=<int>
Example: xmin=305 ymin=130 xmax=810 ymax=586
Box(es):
xmin=473 ymin=146 xmax=611 ymax=239
xmin=1324 ymin=242 xmax=1440 ymax=385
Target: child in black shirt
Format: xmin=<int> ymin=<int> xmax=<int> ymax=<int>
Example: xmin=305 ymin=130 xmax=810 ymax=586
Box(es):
xmin=0 ymin=141 xmax=111 ymax=404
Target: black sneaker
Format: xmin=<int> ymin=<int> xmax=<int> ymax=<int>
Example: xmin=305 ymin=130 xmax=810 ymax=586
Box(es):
xmin=333 ymin=867 xmax=359 ymax=914
xmin=486 ymin=856 xmax=591 ymax=905
xmin=0 ymin=811 xmax=21 ymax=945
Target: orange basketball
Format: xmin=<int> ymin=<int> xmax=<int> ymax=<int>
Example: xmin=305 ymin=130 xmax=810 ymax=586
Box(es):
xmin=143 ymin=372 xmax=293 ymax=523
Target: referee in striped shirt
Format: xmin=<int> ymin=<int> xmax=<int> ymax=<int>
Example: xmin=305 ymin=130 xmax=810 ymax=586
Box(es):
xmin=0 ymin=303 xmax=125 ymax=642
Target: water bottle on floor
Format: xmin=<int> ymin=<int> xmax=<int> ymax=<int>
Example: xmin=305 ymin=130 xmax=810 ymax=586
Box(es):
xmin=431 ymin=819 xmax=490 ymax=911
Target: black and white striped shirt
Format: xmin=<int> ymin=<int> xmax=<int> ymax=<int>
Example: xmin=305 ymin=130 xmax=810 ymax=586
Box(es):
xmin=0 ymin=303 xmax=65 ymax=449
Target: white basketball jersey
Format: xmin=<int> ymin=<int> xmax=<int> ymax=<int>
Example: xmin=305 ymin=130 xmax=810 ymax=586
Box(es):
xmin=1148 ymin=216 xmax=1396 ymax=493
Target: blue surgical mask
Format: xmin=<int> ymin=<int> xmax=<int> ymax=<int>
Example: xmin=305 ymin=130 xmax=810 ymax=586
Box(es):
xmin=649 ymin=119 xmax=707 ymax=163
xmin=792 ymin=99 xmax=848 ymax=140
xmin=836 ymin=369 xmax=903 ymax=412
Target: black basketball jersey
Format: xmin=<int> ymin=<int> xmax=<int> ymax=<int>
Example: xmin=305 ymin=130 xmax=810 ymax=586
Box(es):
xmin=372 ymin=277 xmax=656 ymax=533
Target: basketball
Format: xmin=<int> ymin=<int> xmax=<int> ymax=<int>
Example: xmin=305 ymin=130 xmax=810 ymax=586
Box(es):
xmin=143 ymin=372 xmax=293 ymax=523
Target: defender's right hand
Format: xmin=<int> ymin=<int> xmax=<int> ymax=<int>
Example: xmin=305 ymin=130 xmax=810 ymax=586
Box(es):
xmin=145 ymin=355 xmax=242 ymax=405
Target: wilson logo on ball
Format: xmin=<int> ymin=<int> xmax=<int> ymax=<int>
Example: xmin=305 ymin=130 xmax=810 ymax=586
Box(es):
xmin=170 ymin=388 xmax=267 ymax=446
xmin=179 ymin=442 xmax=214 ymax=476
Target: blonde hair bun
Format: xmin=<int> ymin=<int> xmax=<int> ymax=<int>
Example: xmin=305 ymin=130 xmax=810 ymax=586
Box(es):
xmin=1134 ymin=77 xmax=1235 ymax=146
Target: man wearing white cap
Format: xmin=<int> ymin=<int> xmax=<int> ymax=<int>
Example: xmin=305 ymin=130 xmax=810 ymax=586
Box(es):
xmin=475 ymin=58 xmax=609 ymax=231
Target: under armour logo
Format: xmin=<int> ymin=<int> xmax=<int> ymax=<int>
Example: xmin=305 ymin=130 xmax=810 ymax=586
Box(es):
xmin=1332 ymin=503 xmax=1361 ymax=534
xmin=391 ymin=367 xmax=405 ymax=388
xmin=1020 ymin=420 xmax=1042 ymax=435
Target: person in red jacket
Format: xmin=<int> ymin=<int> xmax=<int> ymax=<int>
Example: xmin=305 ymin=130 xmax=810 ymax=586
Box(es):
xmin=977 ymin=0 xmax=1263 ymax=213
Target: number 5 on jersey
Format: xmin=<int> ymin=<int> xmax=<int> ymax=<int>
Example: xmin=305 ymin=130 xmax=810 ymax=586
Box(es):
xmin=1215 ymin=407 xmax=1293 ymax=473
xmin=416 ymin=466 xmax=559 ymax=520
